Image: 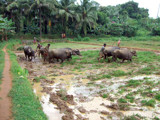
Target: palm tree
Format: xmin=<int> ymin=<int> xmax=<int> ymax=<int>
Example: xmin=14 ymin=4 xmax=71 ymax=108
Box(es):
xmin=76 ymin=0 xmax=98 ymax=35
xmin=30 ymin=0 xmax=57 ymax=38
xmin=56 ymin=0 xmax=77 ymax=33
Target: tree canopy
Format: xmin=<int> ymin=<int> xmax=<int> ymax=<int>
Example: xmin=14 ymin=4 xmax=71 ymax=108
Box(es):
xmin=0 ymin=0 xmax=159 ymax=40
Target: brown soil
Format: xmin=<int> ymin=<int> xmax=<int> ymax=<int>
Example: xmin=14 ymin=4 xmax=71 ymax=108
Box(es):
xmin=0 ymin=46 xmax=12 ymax=120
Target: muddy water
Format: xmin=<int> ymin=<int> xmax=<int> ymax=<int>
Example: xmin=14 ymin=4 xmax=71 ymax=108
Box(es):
xmin=16 ymin=52 xmax=160 ymax=120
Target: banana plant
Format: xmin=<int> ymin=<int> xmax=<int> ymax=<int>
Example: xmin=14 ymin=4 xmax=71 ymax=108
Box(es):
xmin=0 ymin=15 xmax=15 ymax=41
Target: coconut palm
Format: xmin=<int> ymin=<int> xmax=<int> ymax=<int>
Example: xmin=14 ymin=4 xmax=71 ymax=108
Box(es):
xmin=76 ymin=0 xmax=98 ymax=35
xmin=55 ymin=0 xmax=77 ymax=33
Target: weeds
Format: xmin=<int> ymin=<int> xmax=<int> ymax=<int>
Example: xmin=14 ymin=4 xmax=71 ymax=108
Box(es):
xmin=141 ymin=99 xmax=156 ymax=107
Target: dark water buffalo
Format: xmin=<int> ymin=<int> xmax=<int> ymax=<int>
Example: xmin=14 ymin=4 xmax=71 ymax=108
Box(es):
xmin=113 ymin=48 xmax=137 ymax=62
xmin=24 ymin=46 xmax=35 ymax=61
xmin=45 ymin=49 xmax=72 ymax=63
xmin=98 ymin=46 xmax=120 ymax=62
xmin=64 ymin=48 xmax=82 ymax=56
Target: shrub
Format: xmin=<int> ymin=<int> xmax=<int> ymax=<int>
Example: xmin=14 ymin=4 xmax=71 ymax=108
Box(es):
xmin=83 ymin=37 xmax=90 ymax=41
xmin=123 ymin=24 xmax=137 ymax=37
xmin=152 ymin=26 xmax=160 ymax=36
xmin=108 ymin=23 xmax=123 ymax=36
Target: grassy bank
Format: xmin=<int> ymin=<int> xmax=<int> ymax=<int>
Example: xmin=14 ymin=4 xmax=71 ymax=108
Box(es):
xmin=0 ymin=42 xmax=6 ymax=84
xmin=7 ymin=40 xmax=47 ymax=120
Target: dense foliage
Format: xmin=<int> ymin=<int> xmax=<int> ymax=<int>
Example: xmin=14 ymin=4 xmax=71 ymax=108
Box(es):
xmin=0 ymin=0 xmax=159 ymax=40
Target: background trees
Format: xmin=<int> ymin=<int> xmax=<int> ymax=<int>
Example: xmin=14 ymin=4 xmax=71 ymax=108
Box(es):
xmin=0 ymin=0 xmax=159 ymax=41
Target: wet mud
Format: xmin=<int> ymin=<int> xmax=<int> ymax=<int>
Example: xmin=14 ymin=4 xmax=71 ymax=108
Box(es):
xmin=15 ymin=51 xmax=160 ymax=120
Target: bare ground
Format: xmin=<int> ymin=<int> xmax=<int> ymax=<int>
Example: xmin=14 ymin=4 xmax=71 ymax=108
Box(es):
xmin=0 ymin=46 xmax=12 ymax=120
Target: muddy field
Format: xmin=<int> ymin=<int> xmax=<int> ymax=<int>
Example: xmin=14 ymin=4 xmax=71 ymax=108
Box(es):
xmin=15 ymin=48 xmax=160 ymax=120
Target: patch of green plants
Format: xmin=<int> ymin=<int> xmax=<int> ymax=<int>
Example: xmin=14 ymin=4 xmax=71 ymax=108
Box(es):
xmin=16 ymin=46 xmax=24 ymax=51
xmin=118 ymin=98 xmax=128 ymax=103
xmin=124 ymin=114 xmax=144 ymax=120
xmin=0 ymin=41 xmax=7 ymax=84
xmin=110 ymin=70 xmax=127 ymax=77
xmin=125 ymin=79 xmax=143 ymax=88
xmin=125 ymin=93 xmax=135 ymax=103
xmin=102 ymin=94 xmax=108 ymax=98
xmin=141 ymin=99 xmax=156 ymax=107
xmin=154 ymin=117 xmax=160 ymax=120
xmin=118 ymin=88 xmax=126 ymax=94
xmin=33 ymin=76 xmax=46 ymax=82
xmin=155 ymin=94 xmax=160 ymax=101
xmin=8 ymin=41 xmax=47 ymax=120
xmin=138 ymin=65 xmax=158 ymax=75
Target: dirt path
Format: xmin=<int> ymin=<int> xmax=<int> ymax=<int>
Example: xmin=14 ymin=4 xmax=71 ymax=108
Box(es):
xmin=0 ymin=46 xmax=12 ymax=120
xmin=69 ymin=41 xmax=160 ymax=53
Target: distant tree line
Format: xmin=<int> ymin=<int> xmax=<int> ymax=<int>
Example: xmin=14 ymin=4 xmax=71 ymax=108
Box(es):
xmin=0 ymin=0 xmax=160 ymax=41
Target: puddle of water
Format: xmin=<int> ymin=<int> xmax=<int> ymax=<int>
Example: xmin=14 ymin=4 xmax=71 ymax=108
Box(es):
xmin=68 ymin=85 xmax=97 ymax=97
xmin=41 ymin=95 xmax=64 ymax=120
xmin=78 ymin=97 xmax=111 ymax=112
xmin=33 ymin=82 xmax=44 ymax=98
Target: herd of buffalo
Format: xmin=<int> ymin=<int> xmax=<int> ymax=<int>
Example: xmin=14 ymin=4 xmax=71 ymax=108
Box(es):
xmin=23 ymin=44 xmax=137 ymax=63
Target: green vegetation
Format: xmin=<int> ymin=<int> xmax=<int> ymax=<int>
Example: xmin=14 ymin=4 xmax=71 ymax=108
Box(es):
xmin=155 ymin=94 xmax=160 ymax=101
xmin=102 ymin=94 xmax=108 ymax=98
xmin=125 ymin=93 xmax=135 ymax=103
xmin=0 ymin=0 xmax=159 ymax=40
xmin=118 ymin=98 xmax=128 ymax=103
xmin=110 ymin=70 xmax=127 ymax=77
xmin=0 ymin=15 xmax=15 ymax=41
xmin=124 ymin=114 xmax=144 ymax=120
xmin=7 ymin=40 xmax=47 ymax=120
xmin=141 ymin=99 xmax=156 ymax=107
xmin=125 ymin=80 xmax=143 ymax=88
xmin=33 ymin=76 xmax=47 ymax=83
xmin=0 ymin=42 xmax=6 ymax=84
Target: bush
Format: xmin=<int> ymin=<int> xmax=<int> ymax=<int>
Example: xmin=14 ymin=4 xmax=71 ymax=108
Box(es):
xmin=108 ymin=23 xmax=123 ymax=36
xmin=83 ymin=37 xmax=90 ymax=41
xmin=152 ymin=26 xmax=160 ymax=36
xmin=123 ymin=24 xmax=137 ymax=37
xmin=73 ymin=35 xmax=83 ymax=41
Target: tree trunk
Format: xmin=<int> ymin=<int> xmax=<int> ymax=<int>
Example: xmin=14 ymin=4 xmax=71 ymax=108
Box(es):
xmin=44 ymin=19 xmax=48 ymax=34
xmin=5 ymin=30 xmax=7 ymax=41
xmin=39 ymin=8 xmax=42 ymax=38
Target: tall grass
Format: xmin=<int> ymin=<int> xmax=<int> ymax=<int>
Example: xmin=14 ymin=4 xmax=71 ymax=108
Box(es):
xmin=0 ymin=41 xmax=6 ymax=84
xmin=7 ymin=40 xmax=47 ymax=120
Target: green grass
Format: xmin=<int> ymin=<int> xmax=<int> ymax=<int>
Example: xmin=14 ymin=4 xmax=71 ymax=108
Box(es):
xmin=0 ymin=42 xmax=6 ymax=84
xmin=141 ymin=99 xmax=156 ymax=107
xmin=7 ymin=40 xmax=47 ymax=120
xmin=30 ymin=42 xmax=100 ymax=50
xmin=33 ymin=76 xmax=47 ymax=83
xmin=118 ymin=98 xmax=128 ymax=103
xmin=102 ymin=94 xmax=108 ymax=98
xmin=69 ymin=36 xmax=160 ymax=50
xmin=124 ymin=114 xmax=144 ymax=120
xmin=125 ymin=80 xmax=143 ymax=88
xmin=155 ymin=94 xmax=160 ymax=101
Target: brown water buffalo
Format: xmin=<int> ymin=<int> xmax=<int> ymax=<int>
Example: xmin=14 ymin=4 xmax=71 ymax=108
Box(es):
xmin=98 ymin=46 xmax=120 ymax=62
xmin=112 ymin=49 xmax=137 ymax=62
xmin=45 ymin=49 xmax=72 ymax=63
xmin=63 ymin=48 xmax=82 ymax=56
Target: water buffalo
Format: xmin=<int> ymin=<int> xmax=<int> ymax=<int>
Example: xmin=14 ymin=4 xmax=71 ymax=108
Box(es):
xmin=24 ymin=46 xmax=35 ymax=61
xmin=45 ymin=49 xmax=72 ymax=63
xmin=98 ymin=46 xmax=120 ymax=62
xmin=112 ymin=49 xmax=137 ymax=62
xmin=64 ymin=48 xmax=82 ymax=56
